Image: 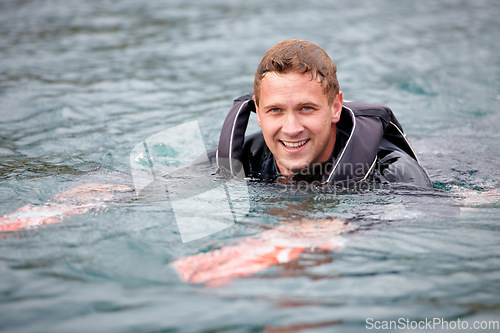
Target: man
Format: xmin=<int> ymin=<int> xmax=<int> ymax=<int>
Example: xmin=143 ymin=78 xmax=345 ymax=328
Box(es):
xmin=215 ymin=39 xmax=432 ymax=189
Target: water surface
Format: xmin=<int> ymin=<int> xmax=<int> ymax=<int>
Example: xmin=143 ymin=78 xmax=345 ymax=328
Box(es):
xmin=1 ymin=0 xmax=499 ymax=332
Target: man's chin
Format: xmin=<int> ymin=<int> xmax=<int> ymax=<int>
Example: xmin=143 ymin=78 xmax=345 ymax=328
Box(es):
xmin=277 ymin=160 xmax=309 ymax=177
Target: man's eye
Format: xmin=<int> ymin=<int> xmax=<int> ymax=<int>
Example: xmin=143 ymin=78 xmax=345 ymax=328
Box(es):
xmin=301 ymin=106 xmax=313 ymax=111
xmin=269 ymin=108 xmax=281 ymax=113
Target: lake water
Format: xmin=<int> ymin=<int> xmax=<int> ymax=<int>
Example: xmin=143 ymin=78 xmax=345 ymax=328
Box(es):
xmin=1 ymin=0 xmax=499 ymax=332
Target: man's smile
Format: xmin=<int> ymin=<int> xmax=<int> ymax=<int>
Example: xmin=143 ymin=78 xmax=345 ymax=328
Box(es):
xmin=280 ymin=139 xmax=309 ymax=150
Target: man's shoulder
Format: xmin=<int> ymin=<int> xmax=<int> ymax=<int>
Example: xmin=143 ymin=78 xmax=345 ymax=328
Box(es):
xmin=342 ymin=101 xmax=394 ymax=124
xmin=374 ymin=139 xmax=432 ymax=188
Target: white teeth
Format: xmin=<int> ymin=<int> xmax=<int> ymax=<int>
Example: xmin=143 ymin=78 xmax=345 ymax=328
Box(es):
xmin=282 ymin=140 xmax=307 ymax=148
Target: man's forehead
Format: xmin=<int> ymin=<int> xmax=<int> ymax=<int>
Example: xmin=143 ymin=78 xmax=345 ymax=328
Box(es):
xmin=259 ymin=71 xmax=325 ymax=102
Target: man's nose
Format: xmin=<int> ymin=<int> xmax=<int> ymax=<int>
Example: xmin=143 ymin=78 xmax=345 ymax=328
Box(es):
xmin=282 ymin=112 xmax=303 ymax=137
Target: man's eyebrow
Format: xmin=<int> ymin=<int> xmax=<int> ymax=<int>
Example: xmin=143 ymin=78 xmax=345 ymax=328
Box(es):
xmin=261 ymin=102 xmax=284 ymax=110
xmin=298 ymin=101 xmax=321 ymax=107
xmin=261 ymin=101 xmax=322 ymax=110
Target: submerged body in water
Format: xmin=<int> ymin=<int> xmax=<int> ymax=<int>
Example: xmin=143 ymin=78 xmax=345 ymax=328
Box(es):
xmin=2 ymin=164 xmax=498 ymax=287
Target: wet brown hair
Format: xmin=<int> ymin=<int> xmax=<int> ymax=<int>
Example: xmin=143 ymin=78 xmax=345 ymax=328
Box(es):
xmin=254 ymin=39 xmax=339 ymax=106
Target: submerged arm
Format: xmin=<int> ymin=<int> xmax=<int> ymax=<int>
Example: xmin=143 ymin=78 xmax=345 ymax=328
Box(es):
xmin=0 ymin=183 xmax=133 ymax=233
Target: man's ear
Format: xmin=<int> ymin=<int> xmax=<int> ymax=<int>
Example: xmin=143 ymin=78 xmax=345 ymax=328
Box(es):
xmin=331 ymin=91 xmax=343 ymax=124
xmin=253 ymin=95 xmax=262 ymax=127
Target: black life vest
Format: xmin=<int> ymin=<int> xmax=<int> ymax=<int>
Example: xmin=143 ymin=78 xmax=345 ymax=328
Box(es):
xmin=215 ymin=93 xmax=425 ymax=185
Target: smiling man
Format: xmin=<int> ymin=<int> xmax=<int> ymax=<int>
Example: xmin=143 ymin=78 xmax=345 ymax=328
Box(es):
xmin=215 ymin=39 xmax=432 ymax=189
xmin=253 ymin=40 xmax=342 ymax=178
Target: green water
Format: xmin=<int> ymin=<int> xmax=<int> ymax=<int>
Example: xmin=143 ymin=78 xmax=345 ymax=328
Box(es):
xmin=1 ymin=0 xmax=499 ymax=332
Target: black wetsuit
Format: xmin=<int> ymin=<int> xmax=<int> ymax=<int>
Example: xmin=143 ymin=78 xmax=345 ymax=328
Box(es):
xmin=212 ymin=94 xmax=432 ymax=189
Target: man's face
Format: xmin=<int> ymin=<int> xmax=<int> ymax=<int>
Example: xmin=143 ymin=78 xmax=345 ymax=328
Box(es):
xmin=255 ymin=71 xmax=343 ymax=176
